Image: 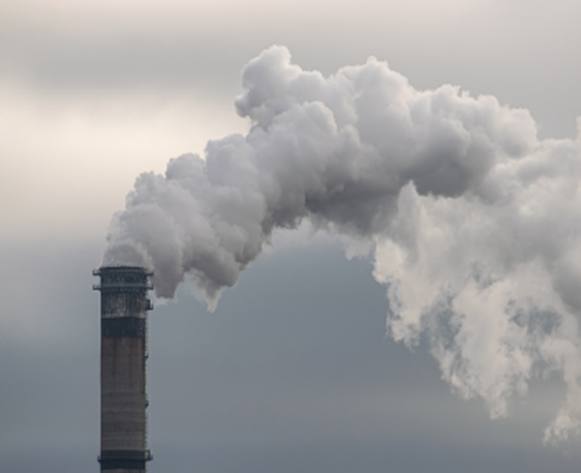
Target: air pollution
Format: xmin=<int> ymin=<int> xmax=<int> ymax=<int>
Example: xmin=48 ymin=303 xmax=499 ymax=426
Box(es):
xmin=104 ymin=45 xmax=581 ymax=443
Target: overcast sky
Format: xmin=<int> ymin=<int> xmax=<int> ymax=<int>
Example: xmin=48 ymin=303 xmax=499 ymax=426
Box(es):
xmin=1 ymin=1 xmax=581 ymax=472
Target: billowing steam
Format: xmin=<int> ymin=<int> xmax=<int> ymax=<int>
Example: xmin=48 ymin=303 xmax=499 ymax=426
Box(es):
xmin=105 ymin=45 xmax=581 ymax=442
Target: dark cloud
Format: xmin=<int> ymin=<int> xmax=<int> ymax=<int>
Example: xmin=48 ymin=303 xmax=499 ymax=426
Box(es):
xmin=1 ymin=241 xmax=578 ymax=472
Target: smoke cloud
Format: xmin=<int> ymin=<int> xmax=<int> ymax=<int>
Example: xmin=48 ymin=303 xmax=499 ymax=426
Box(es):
xmin=105 ymin=45 xmax=581 ymax=442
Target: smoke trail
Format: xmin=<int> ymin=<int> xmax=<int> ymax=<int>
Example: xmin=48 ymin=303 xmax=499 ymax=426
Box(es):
xmin=104 ymin=45 xmax=581 ymax=442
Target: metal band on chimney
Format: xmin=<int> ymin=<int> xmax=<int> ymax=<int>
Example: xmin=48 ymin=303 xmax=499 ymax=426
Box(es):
xmin=98 ymin=449 xmax=152 ymax=470
xmin=101 ymin=317 xmax=146 ymax=337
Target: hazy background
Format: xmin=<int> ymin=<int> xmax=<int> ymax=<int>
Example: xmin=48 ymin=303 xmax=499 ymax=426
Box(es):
xmin=1 ymin=1 xmax=580 ymax=471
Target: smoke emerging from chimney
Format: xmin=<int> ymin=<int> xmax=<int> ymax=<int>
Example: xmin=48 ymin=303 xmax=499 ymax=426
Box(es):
xmin=104 ymin=45 xmax=581 ymax=443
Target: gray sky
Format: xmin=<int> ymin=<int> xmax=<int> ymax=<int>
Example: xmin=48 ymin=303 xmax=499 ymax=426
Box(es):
xmin=1 ymin=1 xmax=581 ymax=472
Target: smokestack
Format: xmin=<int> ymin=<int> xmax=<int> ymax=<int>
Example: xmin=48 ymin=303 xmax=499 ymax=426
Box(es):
xmin=93 ymin=266 xmax=154 ymax=472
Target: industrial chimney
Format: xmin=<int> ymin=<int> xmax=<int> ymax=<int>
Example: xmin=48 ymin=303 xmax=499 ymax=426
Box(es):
xmin=93 ymin=266 xmax=154 ymax=472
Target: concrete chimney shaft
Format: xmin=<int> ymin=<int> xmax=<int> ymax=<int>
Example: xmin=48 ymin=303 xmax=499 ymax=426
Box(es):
xmin=93 ymin=266 xmax=153 ymax=473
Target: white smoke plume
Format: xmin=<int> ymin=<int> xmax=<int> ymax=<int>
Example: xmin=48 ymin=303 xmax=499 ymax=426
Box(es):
xmin=105 ymin=45 xmax=581 ymax=442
